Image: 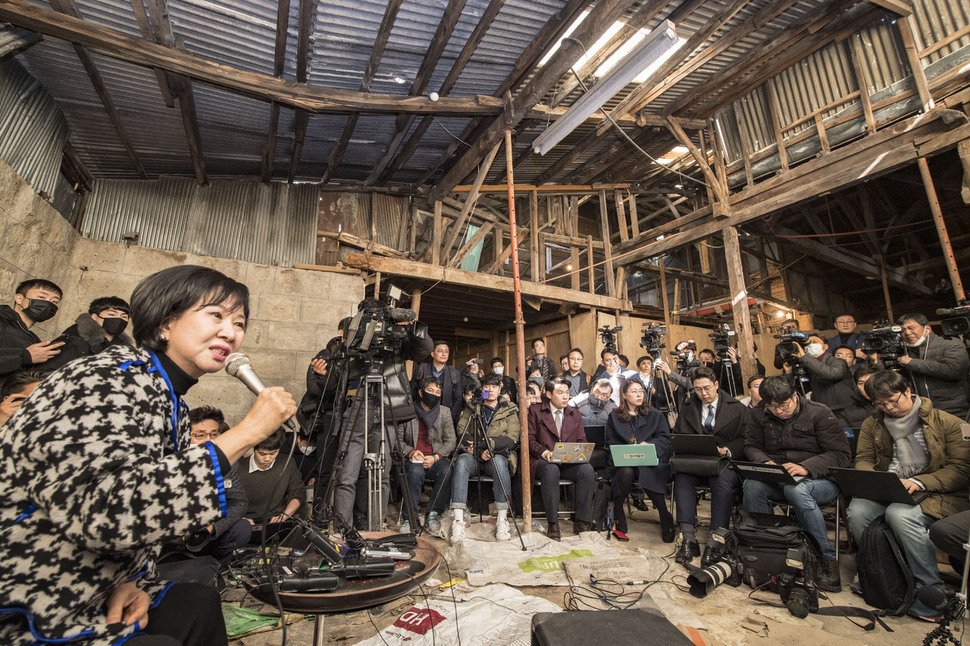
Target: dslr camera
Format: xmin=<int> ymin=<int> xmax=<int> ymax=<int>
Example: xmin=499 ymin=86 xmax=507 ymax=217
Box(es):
xmin=708 ymin=324 xmax=736 ymax=362
xmin=639 ymin=323 xmax=666 ymax=356
xmin=776 ymin=544 xmax=820 ymax=619
xmin=863 ymin=321 xmax=905 ymax=369
xmin=687 ymin=527 xmax=742 ymax=598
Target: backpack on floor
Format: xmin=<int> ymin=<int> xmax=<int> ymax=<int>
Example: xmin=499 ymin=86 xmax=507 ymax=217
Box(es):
xmin=591 ymin=479 xmax=611 ymax=531
xmin=856 ymin=518 xmax=915 ymax=616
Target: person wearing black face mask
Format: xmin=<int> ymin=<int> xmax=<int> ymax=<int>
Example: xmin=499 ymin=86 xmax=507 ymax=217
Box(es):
xmin=43 ymin=296 xmax=134 ymax=373
xmin=396 ymin=376 xmax=456 ymax=534
xmin=0 ymin=278 xmax=65 ymax=377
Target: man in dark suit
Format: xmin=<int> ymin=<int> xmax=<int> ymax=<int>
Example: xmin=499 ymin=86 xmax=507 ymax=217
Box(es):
xmin=673 ymin=367 xmax=747 ymax=566
xmin=527 ymin=376 xmax=595 ymax=540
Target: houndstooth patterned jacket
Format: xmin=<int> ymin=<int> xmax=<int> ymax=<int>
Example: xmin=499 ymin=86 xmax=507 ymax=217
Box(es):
xmin=0 ymin=345 xmax=230 ymax=645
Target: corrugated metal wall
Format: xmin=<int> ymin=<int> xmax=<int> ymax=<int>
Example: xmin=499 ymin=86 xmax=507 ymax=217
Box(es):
xmin=0 ymin=58 xmax=69 ymax=197
xmin=82 ymin=178 xmax=318 ymax=266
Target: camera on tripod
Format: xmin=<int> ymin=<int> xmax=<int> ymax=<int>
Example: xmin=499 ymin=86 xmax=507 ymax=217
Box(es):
xmin=345 ymin=285 xmax=418 ymax=359
xmin=773 ymin=324 xmax=808 ymax=364
xmin=640 ymin=323 xmax=666 ymax=356
xmin=938 ymin=301 xmax=970 ymax=337
xmin=709 ymin=324 xmax=736 ymax=362
xmin=598 ymin=325 xmax=622 ymax=352
xmin=863 ymin=321 xmax=905 ymax=369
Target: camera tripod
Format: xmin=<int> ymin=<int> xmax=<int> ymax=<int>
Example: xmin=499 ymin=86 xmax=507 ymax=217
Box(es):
xmin=719 ymin=357 xmax=739 ymax=398
xmin=417 ymin=396 xmax=526 ymax=549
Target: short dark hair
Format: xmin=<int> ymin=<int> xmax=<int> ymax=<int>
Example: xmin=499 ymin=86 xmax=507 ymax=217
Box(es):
xmin=559 ymin=353 xmax=569 ymax=363
xmin=526 ymin=382 xmax=540 ymax=395
xmin=592 ymin=377 xmax=613 ymax=393
xmin=635 ymin=355 xmax=654 ymax=367
xmin=544 ymin=376 xmax=569 ymax=394
xmin=864 ymin=370 xmax=910 ymax=400
xmin=490 ymin=357 xmax=504 ymax=367
xmin=568 ymin=347 xmax=584 ymax=358
xmin=898 ymin=313 xmax=929 ymax=327
xmin=189 ymin=405 xmax=229 ymax=433
xmin=256 ymin=428 xmax=286 ymax=452
xmin=88 ymin=296 xmax=130 ymax=316
xmin=855 ymin=365 xmax=883 ymax=382
xmin=1 ymin=368 xmax=46 ymax=399
xmin=130 ymin=265 xmax=249 ymax=352
xmin=758 ymin=376 xmax=795 ymax=405
xmin=747 ymin=375 xmax=764 ymax=388
xmin=16 ymin=279 xmax=62 ymax=298
xmin=832 ymin=345 xmax=855 ymax=355
xmin=531 ymin=338 xmax=544 ymax=350
xmin=433 ymin=340 xmax=450 ymax=351
xmin=482 ymin=373 xmax=503 ymax=387
xmin=618 ymin=354 xmax=629 ymax=366
xmin=781 ymin=319 xmax=799 ymax=328
xmin=600 ymin=348 xmax=616 ymax=359
xmin=462 ymin=381 xmax=478 ymax=396
xmin=417 ymin=376 xmax=441 ymax=392
xmin=698 ymin=348 xmax=716 ymax=359
xmin=691 ymin=366 xmax=718 ymax=385
xmin=834 ymin=313 xmax=855 ymax=322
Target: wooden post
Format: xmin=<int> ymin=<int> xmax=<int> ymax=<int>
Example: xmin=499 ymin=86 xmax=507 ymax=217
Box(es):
xmin=878 ymin=254 xmax=894 ymax=322
xmin=570 ymin=197 xmax=580 ymax=290
xmin=406 ymin=287 xmax=422 ymax=378
xmin=598 ymin=190 xmax=615 ymax=296
xmin=629 ymin=192 xmax=639 ymax=238
xmin=958 ymin=139 xmax=970 ymax=204
xmin=849 ymin=35 xmax=876 ymax=134
xmin=659 ymin=258 xmax=671 ymax=329
xmin=723 ymin=227 xmax=757 ymax=384
xmin=493 ymin=228 xmax=504 ymax=277
xmin=898 ymin=16 xmax=934 ymax=112
xmin=918 ymin=157 xmax=965 ymax=300
xmin=408 ymin=199 xmax=417 ymax=256
xmin=373 ymin=271 xmax=381 ymax=298
xmin=766 ymin=79 xmax=789 ymax=172
xmin=614 ymin=189 xmax=629 ymax=242
xmin=586 ymin=235 xmax=595 ymax=293
xmin=672 ymin=279 xmax=682 ymax=325
xmin=432 ymin=200 xmax=442 ymax=266
xmin=530 ymin=189 xmax=539 ymax=282
xmin=735 ymin=109 xmax=755 ymax=188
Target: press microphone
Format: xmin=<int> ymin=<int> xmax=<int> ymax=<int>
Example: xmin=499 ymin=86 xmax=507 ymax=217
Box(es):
xmin=225 ymin=352 xmax=299 ymax=433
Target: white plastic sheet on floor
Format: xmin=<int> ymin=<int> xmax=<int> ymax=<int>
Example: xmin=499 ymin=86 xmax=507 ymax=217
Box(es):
xmin=353 ymin=584 xmax=561 ymax=646
xmin=461 ymin=530 xmax=619 ymax=587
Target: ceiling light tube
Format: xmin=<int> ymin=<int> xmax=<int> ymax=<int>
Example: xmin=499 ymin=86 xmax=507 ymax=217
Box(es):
xmin=532 ymin=20 xmax=679 ymax=156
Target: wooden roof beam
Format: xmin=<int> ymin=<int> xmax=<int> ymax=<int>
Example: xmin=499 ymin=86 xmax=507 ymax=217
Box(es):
xmin=127 ymin=0 xmax=174 ymax=108
xmin=286 ymin=0 xmax=317 ymax=182
xmin=260 ymin=0 xmax=291 ymax=181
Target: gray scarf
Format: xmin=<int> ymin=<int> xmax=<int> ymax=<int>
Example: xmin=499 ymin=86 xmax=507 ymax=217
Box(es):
xmin=883 ymin=395 xmax=930 ymax=479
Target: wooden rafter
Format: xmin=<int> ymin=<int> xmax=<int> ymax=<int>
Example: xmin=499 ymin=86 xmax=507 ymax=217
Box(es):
xmin=261 ymin=0 xmax=292 ymax=181
xmin=287 ymin=0 xmax=317 ymax=182
xmin=128 ymin=0 xmax=174 ymax=108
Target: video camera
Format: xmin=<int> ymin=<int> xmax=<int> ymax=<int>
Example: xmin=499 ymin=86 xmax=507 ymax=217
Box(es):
xmin=344 ymin=285 xmax=420 ymax=359
xmin=773 ymin=324 xmax=808 ymax=364
xmin=598 ymin=325 xmax=622 ymax=353
xmin=938 ymin=301 xmax=970 ymax=337
xmin=639 ymin=323 xmax=666 ymax=356
xmin=708 ymin=324 xmax=736 ymax=362
xmin=863 ymin=321 xmax=905 ymax=369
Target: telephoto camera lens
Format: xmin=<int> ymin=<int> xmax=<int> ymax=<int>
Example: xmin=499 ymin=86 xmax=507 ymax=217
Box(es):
xmin=184 ymin=529 xmax=211 ymax=553
xmin=687 ymin=560 xmax=736 ymax=598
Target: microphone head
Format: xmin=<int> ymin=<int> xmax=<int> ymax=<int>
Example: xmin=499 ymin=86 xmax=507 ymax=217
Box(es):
xmin=224 ymin=352 xmax=251 ymax=377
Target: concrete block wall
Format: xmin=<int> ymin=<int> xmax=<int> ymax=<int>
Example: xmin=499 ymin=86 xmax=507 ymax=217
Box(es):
xmin=0 ymin=159 xmax=364 ymax=424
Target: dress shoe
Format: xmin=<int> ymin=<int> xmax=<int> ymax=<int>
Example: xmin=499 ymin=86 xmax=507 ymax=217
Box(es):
xmin=547 ymin=522 xmax=561 ymax=541
xmin=630 ymin=489 xmax=650 ymax=511
xmin=676 ymin=539 xmax=700 ymax=563
xmin=573 ymin=520 xmax=591 ymax=534
xmin=700 ymin=545 xmax=719 ymax=569
xmin=659 ymin=512 xmax=676 ymax=543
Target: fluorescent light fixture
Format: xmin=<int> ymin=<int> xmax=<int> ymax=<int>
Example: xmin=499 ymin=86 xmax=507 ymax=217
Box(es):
xmin=532 ymin=20 xmax=679 ymax=156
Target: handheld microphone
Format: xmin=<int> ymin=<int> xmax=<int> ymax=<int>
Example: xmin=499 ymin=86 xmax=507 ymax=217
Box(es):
xmin=225 ymin=353 xmax=299 ymax=433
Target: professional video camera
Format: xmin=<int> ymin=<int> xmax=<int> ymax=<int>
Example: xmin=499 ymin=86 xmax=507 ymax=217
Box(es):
xmin=709 ymin=323 xmax=736 ymax=362
xmin=863 ymin=321 xmax=905 ymax=369
xmin=639 ymin=323 xmax=666 ymax=356
xmin=938 ymin=301 xmax=970 ymax=338
xmin=598 ymin=325 xmax=622 ymax=353
xmin=671 ymin=340 xmax=701 ymax=374
xmin=773 ymin=323 xmax=808 ymax=364
xmin=344 ymin=285 xmax=418 ymax=359
xmin=687 ymin=527 xmax=742 ymax=598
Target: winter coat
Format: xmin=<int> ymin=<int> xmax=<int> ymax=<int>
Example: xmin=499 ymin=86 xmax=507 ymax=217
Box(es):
xmin=399 ymin=405 xmax=457 ymax=459
xmin=0 ymin=345 xmax=230 ymax=645
xmin=743 ymin=394 xmax=851 ymax=479
xmin=674 ymin=389 xmax=747 ymax=459
xmin=605 ymin=407 xmax=672 ymax=493
xmin=411 ymin=362 xmax=463 ymax=425
xmin=42 ymin=313 xmax=135 ymax=372
xmin=800 ymin=354 xmax=859 ymax=414
xmin=0 ymin=304 xmax=40 ymax=377
xmin=901 ymin=332 xmax=970 ymax=419
xmin=527 ymin=399 xmax=583 ymax=480
xmin=855 ymin=397 xmax=970 ymax=520
xmin=456 ymin=400 xmax=520 ymax=475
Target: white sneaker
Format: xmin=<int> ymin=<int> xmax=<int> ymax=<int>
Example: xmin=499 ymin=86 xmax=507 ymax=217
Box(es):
xmin=495 ymin=517 xmax=511 ymax=541
xmin=450 ymin=518 xmax=466 ymax=544
xmin=400 ymin=520 xmax=411 ymax=535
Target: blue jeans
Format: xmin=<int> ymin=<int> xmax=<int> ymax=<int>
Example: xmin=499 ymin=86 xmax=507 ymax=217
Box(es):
xmin=403 ymin=458 xmax=452 ymax=523
xmin=743 ymin=477 xmax=840 ymax=559
xmin=450 ymin=453 xmax=511 ymax=511
xmin=847 ymin=497 xmax=942 ymax=588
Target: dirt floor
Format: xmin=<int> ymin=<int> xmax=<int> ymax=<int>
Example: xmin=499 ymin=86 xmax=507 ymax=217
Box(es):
xmin=227 ymin=500 xmax=962 ymax=645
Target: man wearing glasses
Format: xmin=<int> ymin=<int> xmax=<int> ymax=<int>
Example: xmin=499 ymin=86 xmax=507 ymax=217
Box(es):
xmin=846 ymin=370 xmax=970 ymax=620
xmin=743 ymin=376 xmax=851 ymax=592
xmin=826 ymin=314 xmax=867 ymax=361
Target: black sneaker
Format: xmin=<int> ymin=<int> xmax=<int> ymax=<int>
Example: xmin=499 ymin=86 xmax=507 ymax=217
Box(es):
xmin=816 ymin=557 xmax=842 ymax=593
xmin=676 ymin=540 xmax=700 ymax=563
xmin=630 ymin=490 xmax=650 ymax=512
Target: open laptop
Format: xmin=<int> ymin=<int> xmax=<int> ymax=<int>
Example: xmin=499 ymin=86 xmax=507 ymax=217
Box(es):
xmin=610 ymin=443 xmax=659 ymax=467
xmin=732 ymin=461 xmax=805 ymax=485
xmin=550 ymin=442 xmax=594 ymax=464
xmin=584 ymin=425 xmax=606 ymax=449
xmin=830 ymin=468 xmax=920 ymax=505
xmin=670 ymin=434 xmax=720 ymax=457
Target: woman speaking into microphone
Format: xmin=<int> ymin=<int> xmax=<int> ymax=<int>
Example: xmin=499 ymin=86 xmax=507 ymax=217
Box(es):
xmin=0 ymin=265 xmax=296 ymax=646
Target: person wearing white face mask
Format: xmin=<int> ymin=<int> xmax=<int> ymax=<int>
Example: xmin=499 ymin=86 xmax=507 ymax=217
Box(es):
xmin=794 ymin=335 xmax=866 ymax=428
xmin=489 ymin=356 xmax=518 ymax=404
xmin=894 ymin=313 xmax=969 ymax=419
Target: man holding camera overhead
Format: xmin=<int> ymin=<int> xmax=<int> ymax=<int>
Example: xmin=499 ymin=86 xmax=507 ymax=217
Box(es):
xmin=895 ymin=313 xmax=969 ymax=420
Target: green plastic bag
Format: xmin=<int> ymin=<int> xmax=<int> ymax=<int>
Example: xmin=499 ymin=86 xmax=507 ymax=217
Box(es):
xmin=222 ymin=605 xmax=280 ymax=637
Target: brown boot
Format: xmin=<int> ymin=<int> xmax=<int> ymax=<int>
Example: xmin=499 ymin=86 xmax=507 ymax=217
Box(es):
xmin=573 ymin=520 xmax=591 ymax=534
xmin=547 ymin=522 xmax=561 ymax=540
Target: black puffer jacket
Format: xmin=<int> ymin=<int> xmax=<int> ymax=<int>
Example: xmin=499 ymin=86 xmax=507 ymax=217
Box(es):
xmin=743 ymin=394 xmax=851 ymax=479
xmin=0 ymin=305 xmax=40 ymax=377
xmin=42 ymin=313 xmax=134 ymax=373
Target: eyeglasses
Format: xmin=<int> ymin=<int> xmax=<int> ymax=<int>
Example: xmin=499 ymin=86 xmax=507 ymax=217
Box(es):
xmin=765 ymin=397 xmax=796 ymax=412
xmin=874 ymin=392 xmax=906 ymax=410
xmin=191 ymin=431 xmax=219 ymax=441
xmin=836 ymin=319 xmax=855 ymax=325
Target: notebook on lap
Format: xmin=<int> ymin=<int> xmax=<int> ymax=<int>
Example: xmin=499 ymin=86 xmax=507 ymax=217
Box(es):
xmin=830 ymin=468 xmax=920 ymax=505
xmin=550 ymin=442 xmax=594 ymax=463
xmin=732 ymin=461 xmax=805 ymax=485
xmin=610 ymin=443 xmax=659 ymax=467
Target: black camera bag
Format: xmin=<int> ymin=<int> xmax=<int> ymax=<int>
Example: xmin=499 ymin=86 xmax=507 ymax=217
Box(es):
xmin=856 ymin=518 xmax=915 ymax=616
xmin=733 ymin=509 xmax=819 ymax=592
